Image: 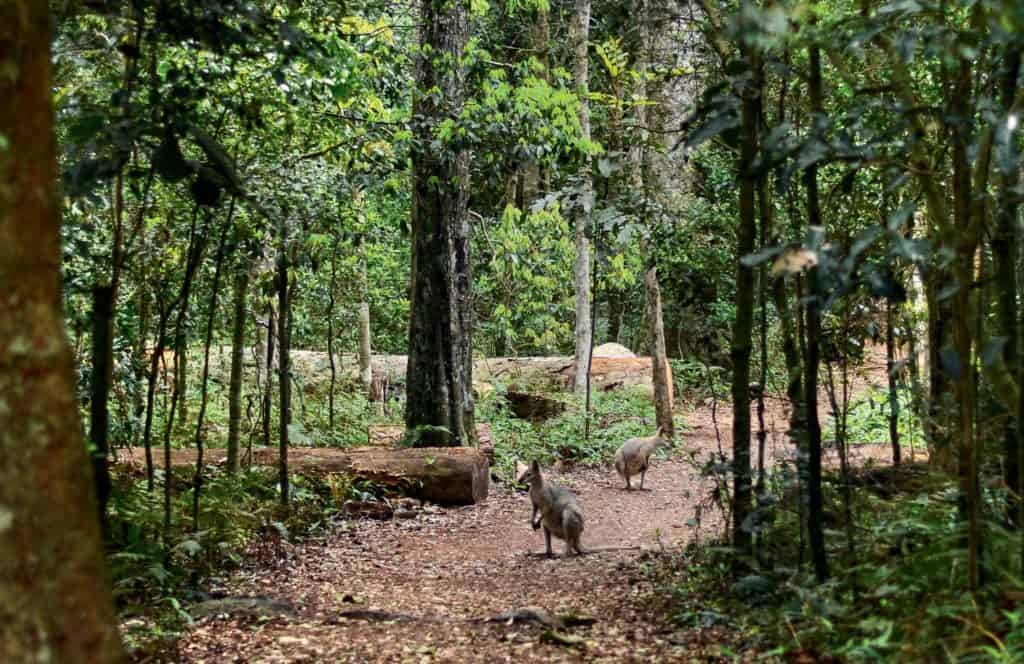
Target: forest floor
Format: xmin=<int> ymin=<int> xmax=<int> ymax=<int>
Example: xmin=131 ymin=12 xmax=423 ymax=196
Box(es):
xmin=169 ymin=385 xmax=907 ymax=663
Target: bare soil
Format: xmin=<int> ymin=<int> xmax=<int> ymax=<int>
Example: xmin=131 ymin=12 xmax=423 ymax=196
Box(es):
xmin=168 ymin=388 xmax=906 ymax=663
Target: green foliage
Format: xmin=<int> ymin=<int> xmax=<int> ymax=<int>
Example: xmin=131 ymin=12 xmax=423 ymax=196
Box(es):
xmin=477 ymin=204 xmax=575 ymax=354
xmin=659 ymin=476 xmax=1024 ymax=662
xmin=842 ymin=387 xmax=924 ymax=453
xmin=106 ymin=467 xmax=335 ymax=607
xmin=480 ymin=384 xmax=684 ymax=479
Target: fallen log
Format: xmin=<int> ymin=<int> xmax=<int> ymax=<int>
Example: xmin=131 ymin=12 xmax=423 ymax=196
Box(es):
xmin=115 ymin=445 xmax=490 ymax=505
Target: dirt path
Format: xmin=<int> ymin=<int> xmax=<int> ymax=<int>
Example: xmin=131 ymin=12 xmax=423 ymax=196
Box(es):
xmin=173 ymin=388 xmax=903 ymax=663
xmin=175 ymin=452 xmax=730 ymax=663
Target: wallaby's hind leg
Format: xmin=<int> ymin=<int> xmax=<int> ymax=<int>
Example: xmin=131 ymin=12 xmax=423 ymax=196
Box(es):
xmin=543 ymin=527 xmax=554 ymax=557
xmin=640 ymin=467 xmax=647 ymax=490
xmin=625 ymin=475 xmax=632 ymax=491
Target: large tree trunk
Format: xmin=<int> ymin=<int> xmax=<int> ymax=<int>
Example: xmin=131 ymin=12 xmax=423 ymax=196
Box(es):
xmin=0 ymin=5 xmax=125 ymax=659
xmin=644 ymin=268 xmax=675 ymax=438
xmin=571 ymin=0 xmax=593 ymax=394
xmin=405 ymin=0 xmax=477 ymax=447
xmin=226 ymin=263 xmax=249 ymax=474
xmin=90 ymin=284 xmax=116 ymax=525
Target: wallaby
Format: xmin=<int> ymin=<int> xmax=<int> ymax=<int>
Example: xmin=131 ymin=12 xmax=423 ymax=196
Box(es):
xmin=517 ymin=460 xmax=585 ymax=557
xmin=614 ymin=426 xmax=671 ymax=490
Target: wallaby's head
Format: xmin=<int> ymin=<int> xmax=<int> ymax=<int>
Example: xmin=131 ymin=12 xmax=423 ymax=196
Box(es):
xmin=517 ymin=459 xmax=544 ymax=486
xmin=655 ymin=426 xmax=673 ymax=449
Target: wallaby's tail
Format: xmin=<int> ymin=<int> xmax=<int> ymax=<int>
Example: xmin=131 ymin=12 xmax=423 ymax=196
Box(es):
xmin=563 ymin=506 xmax=585 ymax=555
xmin=613 ymin=448 xmax=626 ymax=478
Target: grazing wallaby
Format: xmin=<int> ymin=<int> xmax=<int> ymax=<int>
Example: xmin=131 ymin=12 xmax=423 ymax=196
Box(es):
xmin=517 ymin=460 xmax=585 ymax=557
xmin=614 ymin=426 xmax=672 ymax=490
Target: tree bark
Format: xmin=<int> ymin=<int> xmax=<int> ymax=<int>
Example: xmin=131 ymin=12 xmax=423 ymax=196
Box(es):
xmin=162 ymin=216 xmax=206 ymax=535
xmin=358 ymin=235 xmax=373 ymax=394
xmin=994 ymin=48 xmax=1021 ymax=529
xmin=277 ymin=226 xmax=291 ymax=509
xmin=142 ymin=304 xmax=172 ymax=492
xmin=0 ymin=4 xmax=125 ymax=658
xmin=226 ymin=263 xmax=249 ymax=474
xmin=263 ymin=304 xmax=276 ymax=448
xmin=730 ymin=25 xmax=759 ymax=563
xmin=571 ymin=0 xmax=593 ymax=394
xmin=886 ymin=300 xmax=902 ymax=466
xmin=951 ymin=56 xmax=981 ymax=591
xmin=645 ymin=268 xmax=675 ymax=438
xmin=405 ymin=0 xmax=477 ymax=447
xmin=193 ymin=223 xmax=230 ymax=528
xmin=133 ymin=261 xmax=150 ymax=447
xmin=327 ymin=240 xmax=339 ymax=428
xmin=90 ymin=284 xmax=116 ymax=525
xmin=804 ymin=38 xmax=829 ymax=583
xmin=174 ymin=329 xmax=188 ymax=427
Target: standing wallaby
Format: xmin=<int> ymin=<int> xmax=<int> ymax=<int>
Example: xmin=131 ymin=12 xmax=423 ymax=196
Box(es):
xmin=614 ymin=426 xmax=671 ymax=490
xmin=517 ymin=460 xmax=585 ymax=556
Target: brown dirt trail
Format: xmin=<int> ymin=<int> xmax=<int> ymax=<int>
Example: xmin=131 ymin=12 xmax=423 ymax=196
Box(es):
xmin=173 ymin=391 xmax=901 ymax=663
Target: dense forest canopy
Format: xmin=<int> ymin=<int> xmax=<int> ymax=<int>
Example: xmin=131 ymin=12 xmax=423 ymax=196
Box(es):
xmin=2 ymin=0 xmax=1024 ymax=660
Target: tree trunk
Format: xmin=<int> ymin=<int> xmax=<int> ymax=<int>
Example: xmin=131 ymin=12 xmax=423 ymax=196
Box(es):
xmin=133 ymin=262 xmax=150 ymax=446
xmin=755 ymin=157 xmax=769 ymax=497
xmin=994 ymin=48 xmax=1021 ymax=529
xmin=142 ymin=305 xmax=172 ymax=492
xmin=730 ymin=28 xmax=759 ymax=563
xmin=278 ymin=228 xmax=291 ymax=509
xmin=804 ymin=39 xmax=829 ymax=583
xmin=263 ymin=304 xmax=276 ymax=449
xmin=571 ymin=0 xmax=593 ymax=394
xmin=886 ymin=300 xmax=902 ymax=466
xmin=162 ymin=217 xmax=205 ymax=535
xmin=0 ymin=4 xmax=125 ymax=658
xmin=951 ymin=57 xmax=981 ymax=591
xmin=327 ymin=240 xmax=339 ymax=428
xmin=645 ymin=268 xmax=675 ymax=438
xmin=405 ymin=0 xmax=477 ymax=447
xmin=174 ymin=330 xmax=188 ymax=428
xmin=193 ymin=223 xmax=230 ymax=528
xmin=226 ymin=263 xmax=249 ymax=474
xmin=358 ymin=235 xmax=373 ymax=394
xmin=607 ymin=292 xmax=624 ymax=344
xmin=90 ymin=284 xmax=116 ymax=525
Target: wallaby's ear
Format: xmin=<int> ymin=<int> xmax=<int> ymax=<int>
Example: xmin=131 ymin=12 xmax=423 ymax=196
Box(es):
xmin=530 ymin=459 xmax=541 ymax=473
xmin=656 ymin=425 xmax=665 ymax=438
